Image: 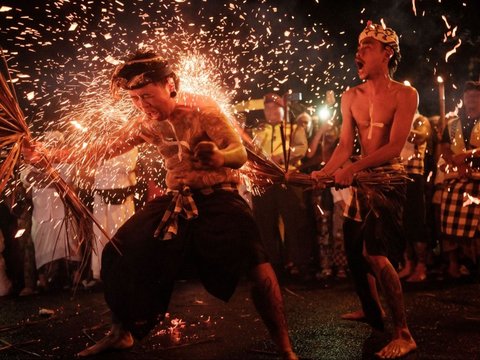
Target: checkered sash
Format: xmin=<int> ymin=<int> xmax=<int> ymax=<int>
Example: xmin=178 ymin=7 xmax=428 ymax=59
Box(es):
xmin=440 ymin=178 xmax=480 ymax=238
xmin=154 ymin=183 xmax=239 ymax=240
xmin=344 ymin=187 xmax=362 ymax=222
xmin=343 ymin=161 xmax=406 ymax=222
xmin=154 ymin=186 xmax=199 ymax=240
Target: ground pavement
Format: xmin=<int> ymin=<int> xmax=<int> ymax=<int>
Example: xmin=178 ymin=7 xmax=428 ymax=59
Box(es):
xmin=0 ymin=276 xmax=479 ymax=359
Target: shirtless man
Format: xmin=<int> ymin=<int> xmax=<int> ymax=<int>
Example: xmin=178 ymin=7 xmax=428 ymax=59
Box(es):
xmin=26 ymin=50 xmax=297 ymax=360
xmin=312 ymin=22 xmax=417 ymax=358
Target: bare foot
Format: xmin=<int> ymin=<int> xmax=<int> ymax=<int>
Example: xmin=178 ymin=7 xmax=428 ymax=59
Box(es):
xmin=341 ymin=309 xmax=386 ymax=322
xmin=19 ymin=287 xmax=36 ymax=297
xmin=406 ymin=264 xmax=427 ymax=282
xmin=375 ymin=336 xmax=417 ymax=359
xmin=397 ymin=266 xmax=412 ymax=279
xmin=77 ymin=327 xmax=134 ymax=357
xmin=282 ymin=349 xmax=299 ymax=360
xmin=406 ymin=271 xmax=426 ymax=282
xmin=447 ymin=265 xmax=461 ymax=279
xmin=341 ymin=309 xmax=367 ymax=321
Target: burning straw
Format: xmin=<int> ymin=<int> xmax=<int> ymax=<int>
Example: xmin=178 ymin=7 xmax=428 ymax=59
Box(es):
xmin=0 ymin=49 xmax=31 ymax=194
xmin=237 ymin=125 xmax=410 ymax=196
xmin=0 ymin=49 xmax=120 ymax=289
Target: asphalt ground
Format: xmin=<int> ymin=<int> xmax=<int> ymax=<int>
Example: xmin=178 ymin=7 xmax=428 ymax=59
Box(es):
xmin=0 ymin=276 xmax=479 ymax=360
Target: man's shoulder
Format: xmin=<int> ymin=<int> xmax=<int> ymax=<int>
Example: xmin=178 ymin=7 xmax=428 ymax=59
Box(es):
xmin=175 ymin=92 xmax=222 ymax=115
xmin=391 ymin=81 xmax=418 ymax=97
xmin=341 ymin=85 xmax=364 ymax=105
xmin=343 ymin=83 xmax=365 ymax=96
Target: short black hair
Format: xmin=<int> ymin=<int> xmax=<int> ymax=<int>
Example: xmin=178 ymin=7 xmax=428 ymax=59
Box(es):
xmin=383 ymin=44 xmax=401 ymax=77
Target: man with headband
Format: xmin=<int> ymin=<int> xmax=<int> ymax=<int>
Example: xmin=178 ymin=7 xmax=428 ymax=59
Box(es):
xmin=312 ymin=21 xmax=417 ymax=358
xmin=66 ymin=50 xmax=298 ymax=359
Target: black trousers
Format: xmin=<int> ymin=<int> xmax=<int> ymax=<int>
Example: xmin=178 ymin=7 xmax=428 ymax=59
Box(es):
xmin=101 ymin=190 xmax=268 ymax=339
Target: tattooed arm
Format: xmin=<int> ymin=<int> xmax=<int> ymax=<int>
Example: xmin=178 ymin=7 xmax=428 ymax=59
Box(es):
xmin=195 ymin=108 xmax=247 ymax=169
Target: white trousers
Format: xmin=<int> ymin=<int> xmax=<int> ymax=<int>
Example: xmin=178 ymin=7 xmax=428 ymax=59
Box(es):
xmin=91 ymin=194 xmax=135 ymax=279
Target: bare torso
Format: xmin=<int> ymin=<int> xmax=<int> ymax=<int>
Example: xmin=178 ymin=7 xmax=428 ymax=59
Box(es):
xmin=317 ymin=78 xmax=418 ymax=184
xmin=349 ymin=81 xmax=406 ymax=156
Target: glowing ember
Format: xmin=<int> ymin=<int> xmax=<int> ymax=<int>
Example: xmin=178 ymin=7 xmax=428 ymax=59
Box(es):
xmin=1 ymin=0 xmax=478 ymax=219
xmin=445 ymin=39 xmax=462 ymax=62
xmin=316 ymin=204 xmax=324 ymax=216
xmin=15 ymin=229 xmax=26 ymax=238
xmin=441 ymin=15 xmax=451 ymax=30
xmin=463 ymin=193 xmax=480 ymax=207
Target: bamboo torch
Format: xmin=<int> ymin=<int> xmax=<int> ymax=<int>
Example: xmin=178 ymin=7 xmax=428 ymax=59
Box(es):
xmin=437 ymin=76 xmax=446 ymax=141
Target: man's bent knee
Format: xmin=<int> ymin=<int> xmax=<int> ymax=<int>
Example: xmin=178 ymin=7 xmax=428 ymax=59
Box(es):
xmin=364 ymin=254 xmax=389 ymax=271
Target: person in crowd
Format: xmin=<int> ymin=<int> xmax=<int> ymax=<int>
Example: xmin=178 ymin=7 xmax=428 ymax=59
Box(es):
xmin=329 ymin=186 xmax=350 ymax=279
xmin=422 ymin=115 xmax=442 ymax=272
xmin=21 ymin=131 xmax=81 ymax=291
xmin=87 ymin=148 xmax=138 ymax=288
xmin=0 ymin=180 xmax=18 ymax=296
xmin=312 ymin=22 xmax=417 ymax=358
xmin=252 ymin=95 xmax=315 ymax=277
xmin=13 ymin=177 xmax=37 ymax=296
xmin=0 ymin=213 xmax=12 ymax=296
xmin=0 ymin=174 xmax=36 ymax=297
xmin=438 ymin=80 xmax=480 ymax=278
xmin=305 ymin=91 xmax=348 ymax=280
xmin=398 ymin=112 xmax=431 ymax=282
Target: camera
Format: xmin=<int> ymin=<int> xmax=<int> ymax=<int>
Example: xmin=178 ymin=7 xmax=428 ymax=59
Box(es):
xmin=284 ymin=92 xmax=302 ymax=102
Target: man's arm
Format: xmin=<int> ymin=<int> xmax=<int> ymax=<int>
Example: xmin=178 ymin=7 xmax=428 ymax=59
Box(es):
xmin=196 ymin=109 xmax=247 ymax=169
xmin=439 ymin=142 xmax=455 ymax=166
xmin=408 ymin=115 xmax=431 ymax=146
xmin=307 ymin=121 xmax=332 ymax=159
xmin=288 ymin=125 xmax=308 ymax=163
xmin=23 ymin=125 xmax=145 ymax=166
xmin=439 ymin=139 xmax=480 ymax=177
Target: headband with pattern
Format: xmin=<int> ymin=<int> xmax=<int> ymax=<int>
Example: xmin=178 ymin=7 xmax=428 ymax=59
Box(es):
xmin=110 ymin=56 xmax=173 ymax=98
xmin=358 ymin=21 xmax=400 ymax=55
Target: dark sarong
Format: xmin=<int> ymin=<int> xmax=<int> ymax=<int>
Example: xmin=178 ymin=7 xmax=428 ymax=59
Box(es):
xmin=101 ymin=189 xmax=268 ymax=339
xmin=344 ymin=162 xmax=407 ymax=264
xmin=342 ymin=162 xmax=407 ymax=330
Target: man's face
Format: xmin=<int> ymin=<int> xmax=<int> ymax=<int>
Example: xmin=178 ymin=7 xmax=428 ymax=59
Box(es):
xmin=355 ymin=37 xmax=390 ymax=80
xmin=463 ymin=89 xmax=480 ymax=119
xmin=128 ymin=82 xmax=173 ymax=121
xmin=264 ymin=102 xmax=284 ymax=125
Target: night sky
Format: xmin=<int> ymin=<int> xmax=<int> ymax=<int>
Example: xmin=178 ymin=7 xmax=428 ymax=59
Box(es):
xmin=1 ymin=0 xmax=479 ymax=132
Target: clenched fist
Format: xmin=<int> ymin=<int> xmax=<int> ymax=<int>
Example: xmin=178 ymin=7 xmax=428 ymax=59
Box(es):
xmin=193 ymin=141 xmax=225 ymax=169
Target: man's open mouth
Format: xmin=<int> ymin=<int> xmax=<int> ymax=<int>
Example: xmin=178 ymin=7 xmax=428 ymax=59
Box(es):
xmin=356 ymin=59 xmax=364 ymax=70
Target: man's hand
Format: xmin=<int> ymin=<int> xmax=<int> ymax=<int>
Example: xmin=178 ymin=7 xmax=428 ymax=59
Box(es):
xmin=310 ymin=169 xmax=329 ymax=189
xmin=272 ymin=154 xmax=284 ymax=165
xmin=193 ymin=141 xmax=225 ymax=169
xmin=457 ymin=163 xmax=470 ymax=178
xmin=22 ymin=139 xmax=48 ymax=167
xmin=333 ymin=166 xmax=354 ymax=189
xmin=452 ymin=153 xmax=469 ymax=167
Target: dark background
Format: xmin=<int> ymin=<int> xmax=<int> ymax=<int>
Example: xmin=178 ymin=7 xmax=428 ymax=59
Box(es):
xmin=1 ymin=0 xmax=479 ymax=130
